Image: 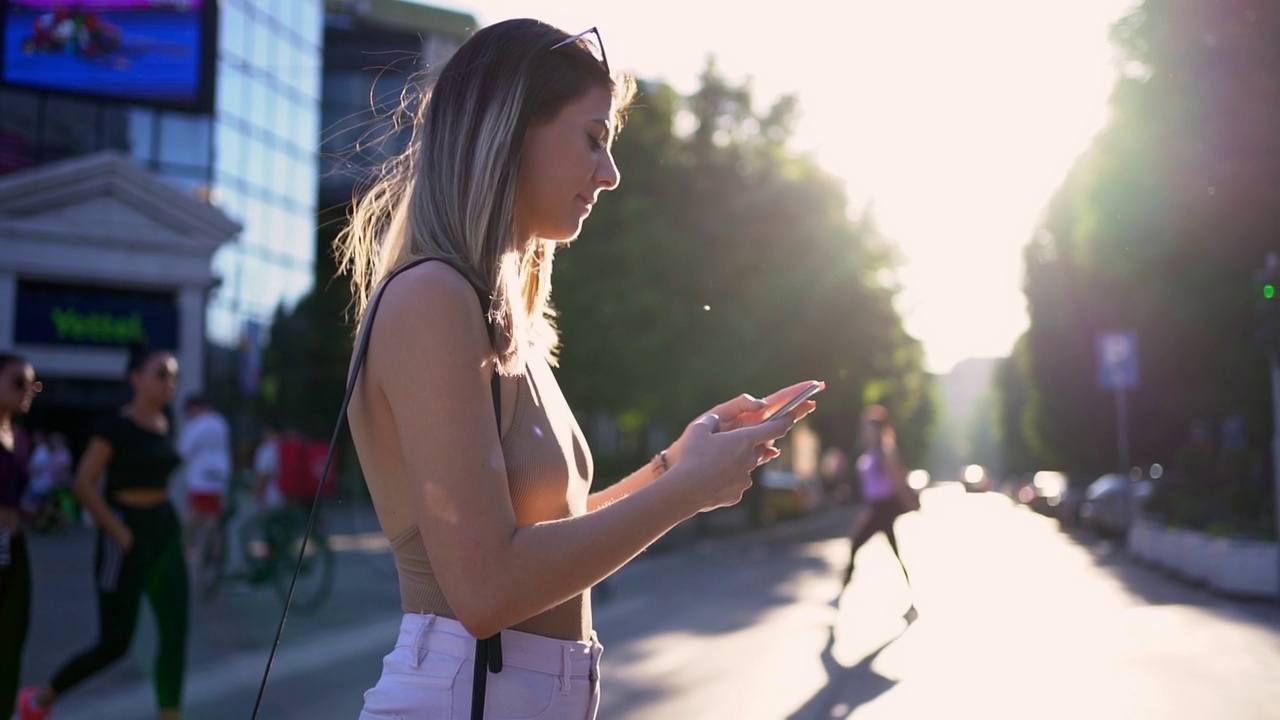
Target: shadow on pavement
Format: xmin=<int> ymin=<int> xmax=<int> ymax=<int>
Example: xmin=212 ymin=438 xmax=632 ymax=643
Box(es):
xmin=784 ymin=622 xmax=907 ymax=720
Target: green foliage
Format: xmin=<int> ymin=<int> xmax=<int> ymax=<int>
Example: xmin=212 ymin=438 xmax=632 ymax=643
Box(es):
xmin=555 ymin=63 xmax=934 ymax=471
xmin=1016 ymin=0 xmax=1280 ymax=487
xmin=260 ymin=63 xmax=934 ymax=482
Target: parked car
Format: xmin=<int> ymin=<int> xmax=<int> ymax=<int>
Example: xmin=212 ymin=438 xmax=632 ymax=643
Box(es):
xmin=756 ymin=468 xmax=822 ymax=525
xmin=961 ymin=464 xmax=993 ymax=493
xmin=1019 ymin=471 xmax=1067 ymax=514
xmin=1079 ymin=473 xmax=1154 ymax=537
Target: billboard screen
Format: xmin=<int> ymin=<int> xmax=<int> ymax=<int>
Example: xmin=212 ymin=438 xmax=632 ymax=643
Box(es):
xmin=0 ymin=0 xmax=215 ymax=111
xmin=14 ymin=281 xmax=179 ymax=350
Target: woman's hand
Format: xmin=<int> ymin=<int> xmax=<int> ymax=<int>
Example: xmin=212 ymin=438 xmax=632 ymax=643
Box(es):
xmin=0 ymin=507 xmax=20 ymax=535
xmin=662 ymin=381 xmax=822 ymax=513
xmin=664 ymin=382 xmax=824 ymax=468
xmin=113 ymin=526 xmax=134 ymax=553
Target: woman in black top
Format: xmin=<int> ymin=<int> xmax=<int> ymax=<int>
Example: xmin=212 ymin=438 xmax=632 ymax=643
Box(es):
xmin=1 ymin=352 xmax=39 ymax=719
xmin=19 ymin=343 xmax=189 ymax=720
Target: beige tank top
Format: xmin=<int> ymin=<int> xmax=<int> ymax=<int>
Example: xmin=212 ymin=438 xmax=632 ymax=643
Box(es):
xmin=389 ymin=355 xmax=594 ymax=641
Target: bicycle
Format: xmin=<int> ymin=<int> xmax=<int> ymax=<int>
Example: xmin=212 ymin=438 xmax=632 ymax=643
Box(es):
xmin=196 ymin=479 xmax=335 ymax=616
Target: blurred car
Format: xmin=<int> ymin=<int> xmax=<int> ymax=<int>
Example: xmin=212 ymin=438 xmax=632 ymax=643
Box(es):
xmin=961 ymin=464 xmax=993 ymax=493
xmin=1018 ymin=471 xmax=1068 ymax=515
xmin=756 ymin=468 xmax=822 ymax=525
xmin=1079 ymin=473 xmax=1154 ymax=537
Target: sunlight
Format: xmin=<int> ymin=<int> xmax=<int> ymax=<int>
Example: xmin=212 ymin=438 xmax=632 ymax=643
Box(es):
xmin=793 ymin=0 xmax=1136 ymax=372
xmin=455 ymin=0 xmax=1138 ymax=371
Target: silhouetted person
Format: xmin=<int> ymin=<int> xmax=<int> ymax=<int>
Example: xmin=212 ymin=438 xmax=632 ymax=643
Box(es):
xmin=839 ymin=405 xmax=917 ymax=622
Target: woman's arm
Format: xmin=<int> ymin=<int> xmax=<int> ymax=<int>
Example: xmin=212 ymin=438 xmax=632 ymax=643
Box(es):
xmin=587 ymin=460 xmax=660 ymax=512
xmin=370 ymin=268 xmax=794 ymax=639
xmin=72 ymin=438 xmax=132 ymax=550
xmin=587 ymin=389 xmax=793 ymax=512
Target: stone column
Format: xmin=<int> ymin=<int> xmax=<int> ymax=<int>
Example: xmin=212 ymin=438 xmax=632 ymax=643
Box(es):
xmin=0 ymin=271 xmax=16 ymax=347
xmin=177 ymin=285 xmax=207 ymax=407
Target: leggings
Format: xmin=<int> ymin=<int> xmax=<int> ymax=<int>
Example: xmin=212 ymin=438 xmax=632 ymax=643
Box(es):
xmin=0 ymin=531 xmax=31 ymax=717
xmin=51 ymin=502 xmax=188 ymax=710
xmin=843 ymin=498 xmax=911 ymax=587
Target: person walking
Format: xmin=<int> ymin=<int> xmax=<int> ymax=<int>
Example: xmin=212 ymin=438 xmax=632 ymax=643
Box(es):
xmin=19 ymin=343 xmax=189 ymax=720
xmin=177 ymin=394 xmax=232 ymax=567
xmin=1 ymin=352 xmax=40 ymax=718
xmin=838 ymin=405 xmax=918 ymax=621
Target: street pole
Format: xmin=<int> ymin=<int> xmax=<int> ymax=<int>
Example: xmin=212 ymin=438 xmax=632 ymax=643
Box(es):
xmin=1266 ymin=252 xmax=1280 ymax=603
xmin=1271 ymin=351 xmax=1280 ymax=601
xmin=1116 ymin=389 xmax=1130 ymax=473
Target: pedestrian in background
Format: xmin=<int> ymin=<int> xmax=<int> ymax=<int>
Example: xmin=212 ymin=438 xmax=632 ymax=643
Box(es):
xmin=19 ymin=342 xmax=189 ymax=720
xmin=838 ymin=405 xmax=918 ymax=622
xmin=1 ymin=352 xmax=39 ymax=719
xmin=22 ymin=430 xmax=73 ymax=533
xmin=334 ymin=18 xmax=819 ymax=719
xmin=177 ymin=393 xmax=232 ymax=567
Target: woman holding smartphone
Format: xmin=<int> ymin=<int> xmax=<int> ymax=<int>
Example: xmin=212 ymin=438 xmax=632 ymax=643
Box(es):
xmin=336 ymin=19 xmax=821 ymax=719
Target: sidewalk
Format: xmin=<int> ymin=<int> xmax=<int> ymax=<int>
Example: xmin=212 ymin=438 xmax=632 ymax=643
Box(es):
xmin=17 ymin=496 xmax=391 ymax=709
xmin=16 ymin=495 xmax=852 ymax=717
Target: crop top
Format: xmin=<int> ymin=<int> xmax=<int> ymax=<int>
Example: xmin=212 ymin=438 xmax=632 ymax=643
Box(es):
xmin=94 ymin=413 xmax=182 ymax=496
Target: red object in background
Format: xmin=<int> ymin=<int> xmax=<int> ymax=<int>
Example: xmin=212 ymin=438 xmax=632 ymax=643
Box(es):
xmin=276 ymin=436 xmax=337 ymax=500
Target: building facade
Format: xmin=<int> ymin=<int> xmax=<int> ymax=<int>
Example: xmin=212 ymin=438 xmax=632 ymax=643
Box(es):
xmin=319 ymin=0 xmax=473 ymax=216
xmin=0 ymin=0 xmax=324 ymax=444
xmin=0 ymin=0 xmax=477 ymax=449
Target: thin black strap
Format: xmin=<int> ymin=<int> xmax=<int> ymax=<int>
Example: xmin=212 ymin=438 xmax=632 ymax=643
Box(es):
xmin=252 ymin=257 xmax=500 ymax=719
xmin=471 ymin=370 xmax=504 ymax=720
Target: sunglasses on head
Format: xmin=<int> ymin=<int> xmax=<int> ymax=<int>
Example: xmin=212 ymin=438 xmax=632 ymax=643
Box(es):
xmin=550 ymin=26 xmax=610 ymax=75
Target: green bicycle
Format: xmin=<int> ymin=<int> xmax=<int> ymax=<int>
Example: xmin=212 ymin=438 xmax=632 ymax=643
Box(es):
xmin=196 ymin=481 xmax=335 ymax=616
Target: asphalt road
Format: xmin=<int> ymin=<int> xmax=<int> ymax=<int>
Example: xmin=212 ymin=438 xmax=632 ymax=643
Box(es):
xmin=17 ymin=485 xmax=1280 ymax=719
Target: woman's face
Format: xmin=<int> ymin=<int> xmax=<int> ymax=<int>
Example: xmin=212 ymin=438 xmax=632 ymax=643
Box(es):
xmin=131 ymin=352 xmax=179 ymax=407
xmin=514 ymin=85 xmax=620 ymax=243
xmin=0 ymin=361 xmax=38 ymax=416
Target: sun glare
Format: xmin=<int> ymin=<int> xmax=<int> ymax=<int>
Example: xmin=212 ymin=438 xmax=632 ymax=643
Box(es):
xmin=461 ymin=0 xmax=1136 ymax=372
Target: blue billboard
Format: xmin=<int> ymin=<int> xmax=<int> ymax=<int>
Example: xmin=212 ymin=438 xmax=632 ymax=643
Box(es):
xmin=0 ymin=0 xmax=216 ymax=111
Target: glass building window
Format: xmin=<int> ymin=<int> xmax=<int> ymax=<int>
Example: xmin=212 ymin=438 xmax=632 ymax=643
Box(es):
xmin=159 ymin=114 xmax=212 ymax=169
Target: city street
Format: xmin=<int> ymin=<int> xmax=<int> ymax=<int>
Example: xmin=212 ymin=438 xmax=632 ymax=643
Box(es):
xmin=17 ymin=485 xmax=1280 ymax=720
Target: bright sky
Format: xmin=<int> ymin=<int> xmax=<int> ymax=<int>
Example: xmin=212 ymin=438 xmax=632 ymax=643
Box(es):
xmin=440 ymin=0 xmax=1137 ymax=374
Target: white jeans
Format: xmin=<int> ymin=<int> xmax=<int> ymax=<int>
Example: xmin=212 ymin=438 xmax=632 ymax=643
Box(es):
xmin=359 ymin=614 xmax=603 ymax=720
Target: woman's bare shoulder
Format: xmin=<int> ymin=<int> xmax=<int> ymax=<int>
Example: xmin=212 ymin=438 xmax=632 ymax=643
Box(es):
xmin=375 ymin=261 xmax=484 ymax=327
xmin=367 ymin=261 xmax=489 ymax=368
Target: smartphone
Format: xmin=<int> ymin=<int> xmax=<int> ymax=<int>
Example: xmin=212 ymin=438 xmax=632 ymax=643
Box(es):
xmin=764 ymin=381 xmax=823 ymax=422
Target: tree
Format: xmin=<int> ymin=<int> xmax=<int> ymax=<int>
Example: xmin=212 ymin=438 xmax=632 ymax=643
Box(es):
xmin=276 ymin=62 xmax=936 ymax=487
xmin=555 ymin=63 xmax=934 ymax=472
xmin=1016 ymin=0 xmax=1280 ymax=532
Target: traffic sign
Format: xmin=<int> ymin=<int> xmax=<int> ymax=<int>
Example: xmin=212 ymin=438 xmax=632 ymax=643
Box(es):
xmin=1097 ymin=331 xmax=1139 ymax=391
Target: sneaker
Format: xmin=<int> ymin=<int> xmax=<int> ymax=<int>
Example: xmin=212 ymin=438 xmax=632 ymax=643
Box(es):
xmin=18 ymin=686 xmax=50 ymax=720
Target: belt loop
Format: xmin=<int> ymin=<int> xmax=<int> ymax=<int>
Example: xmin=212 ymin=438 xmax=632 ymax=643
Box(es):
xmin=411 ymin=615 xmax=435 ymax=668
xmin=558 ymin=645 xmax=572 ymax=695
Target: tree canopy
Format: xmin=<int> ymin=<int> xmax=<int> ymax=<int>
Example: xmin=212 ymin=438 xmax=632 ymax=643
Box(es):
xmin=245 ymin=62 xmax=936 ymax=482
xmin=1005 ymin=0 xmax=1280 ymax=510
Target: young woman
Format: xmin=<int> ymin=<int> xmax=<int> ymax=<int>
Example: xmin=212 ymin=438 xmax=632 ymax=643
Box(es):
xmin=337 ymin=18 xmax=820 ymax=719
xmin=20 ymin=344 xmax=189 ymax=720
xmin=839 ymin=405 xmax=917 ymax=620
xmin=1 ymin=353 xmax=39 ymax=718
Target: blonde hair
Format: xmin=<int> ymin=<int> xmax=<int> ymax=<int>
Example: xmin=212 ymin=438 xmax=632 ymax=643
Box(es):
xmin=335 ymin=19 xmax=636 ymax=374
